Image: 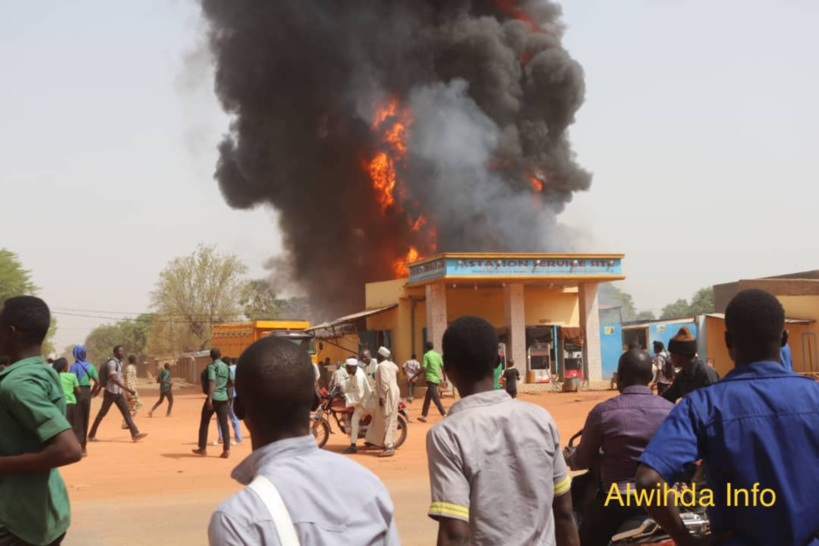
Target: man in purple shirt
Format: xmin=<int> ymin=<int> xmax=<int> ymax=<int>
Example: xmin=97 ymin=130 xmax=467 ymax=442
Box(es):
xmin=566 ymin=348 xmax=674 ymax=546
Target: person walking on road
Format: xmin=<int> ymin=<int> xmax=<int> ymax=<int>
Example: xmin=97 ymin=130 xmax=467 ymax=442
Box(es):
xmin=502 ymin=360 xmax=521 ymax=399
xmin=57 ymin=358 xmax=83 ymax=447
xmin=192 ymin=348 xmax=232 ymax=459
xmin=214 ymin=357 xmax=242 ymax=447
xmin=88 ymin=346 xmax=148 ymax=442
xmin=402 ymin=354 xmax=421 ymax=401
xmin=149 ymin=363 xmax=174 ymax=417
xmin=366 ymin=347 xmax=400 ymax=458
xmin=122 ymin=354 xmax=142 ymax=429
xmin=69 ymin=345 xmax=98 ymax=456
xmin=418 ymin=341 xmax=447 ymax=423
xmin=651 ymin=341 xmax=673 ymax=396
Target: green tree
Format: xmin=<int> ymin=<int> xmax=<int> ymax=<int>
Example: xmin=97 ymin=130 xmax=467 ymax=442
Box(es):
xmin=0 ymin=249 xmax=58 ymax=354
xmin=599 ymin=283 xmax=637 ymax=321
xmin=659 ymin=287 xmax=715 ymax=320
xmin=0 ymin=249 xmax=37 ymax=302
xmin=634 ymin=310 xmax=657 ymax=321
xmin=688 ymin=287 xmax=715 ymax=315
xmin=660 ymin=299 xmax=693 ymax=320
xmin=240 ymin=279 xmax=283 ymax=320
xmin=150 ymin=245 xmax=247 ymax=351
xmin=240 ymin=280 xmax=312 ymax=321
xmin=83 ymin=315 xmax=155 ymax=364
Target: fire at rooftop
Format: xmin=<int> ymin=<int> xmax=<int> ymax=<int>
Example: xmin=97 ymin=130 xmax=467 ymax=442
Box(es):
xmin=200 ymin=0 xmax=591 ymax=317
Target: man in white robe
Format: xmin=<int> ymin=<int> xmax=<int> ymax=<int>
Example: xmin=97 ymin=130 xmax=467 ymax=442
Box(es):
xmin=343 ymin=358 xmax=373 ymax=454
xmin=366 ymin=347 xmax=400 ymax=458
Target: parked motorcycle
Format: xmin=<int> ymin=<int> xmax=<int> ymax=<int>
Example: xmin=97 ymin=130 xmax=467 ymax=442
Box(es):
xmin=564 ymin=429 xmax=710 ymax=545
xmin=311 ymin=386 xmax=409 ymax=450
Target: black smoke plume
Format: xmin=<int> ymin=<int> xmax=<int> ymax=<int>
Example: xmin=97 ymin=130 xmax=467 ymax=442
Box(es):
xmin=199 ymin=0 xmax=590 ymax=317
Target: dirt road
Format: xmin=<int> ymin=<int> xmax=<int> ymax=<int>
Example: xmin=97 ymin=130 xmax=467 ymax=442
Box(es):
xmin=61 ymin=385 xmax=615 ymax=545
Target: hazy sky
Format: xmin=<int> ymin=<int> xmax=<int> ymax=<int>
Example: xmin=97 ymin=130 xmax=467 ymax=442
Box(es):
xmin=2 ymin=1 xmax=818 ymax=351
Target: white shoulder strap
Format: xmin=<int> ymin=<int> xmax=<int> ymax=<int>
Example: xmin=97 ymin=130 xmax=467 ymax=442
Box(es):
xmin=247 ymin=475 xmax=300 ymax=546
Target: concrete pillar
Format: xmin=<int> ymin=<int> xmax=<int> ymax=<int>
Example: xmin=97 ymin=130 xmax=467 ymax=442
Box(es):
xmin=579 ymin=282 xmax=602 ymax=383
xmin=503 ymin=283 xmax=527 ymax=376
xmin=425 ymin=283 xmax=448 ymax=352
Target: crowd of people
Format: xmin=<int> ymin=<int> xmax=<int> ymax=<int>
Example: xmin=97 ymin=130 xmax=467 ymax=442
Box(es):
xmin=1 ymin=289 xmax=818 ymax=545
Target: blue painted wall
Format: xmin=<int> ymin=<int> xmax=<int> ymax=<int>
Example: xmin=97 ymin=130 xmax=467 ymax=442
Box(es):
xmin=648 ymin=322 xmax=697 ymax=352
xmin=600 ymin=323 xmax=623 ymax=380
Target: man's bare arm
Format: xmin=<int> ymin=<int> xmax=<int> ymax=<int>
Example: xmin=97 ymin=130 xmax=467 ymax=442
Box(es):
xmin=553 ymin=491 xmax=580 ymax=546
xmin=436 ymin=518 xmax=469 ymax=546
xmin=635 ymin=464 xmax=694 ymax=545
xmin=0 ymin=430 xmax=82 ymax=474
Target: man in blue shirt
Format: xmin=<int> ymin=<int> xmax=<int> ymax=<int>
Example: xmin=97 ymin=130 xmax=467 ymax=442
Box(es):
xmin=780 ymin=330 xmax=794 ymax=372
xmin=636 ymin=289 xmax=819 ymax=545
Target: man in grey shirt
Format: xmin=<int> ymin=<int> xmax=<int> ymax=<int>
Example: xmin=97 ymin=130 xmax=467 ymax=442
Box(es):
xmin=208 ymin=337 xmax=399 ymax=545
xmin=88 ymin=345 xmax=147 ymax=442
xmin=426 ymin=316 xmax=579 ymax=546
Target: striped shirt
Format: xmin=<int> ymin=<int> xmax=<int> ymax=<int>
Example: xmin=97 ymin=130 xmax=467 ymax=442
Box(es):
xmin=426 ymin=390 xmax=570 ymax=545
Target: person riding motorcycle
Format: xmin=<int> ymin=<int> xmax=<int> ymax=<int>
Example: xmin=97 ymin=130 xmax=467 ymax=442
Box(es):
xmin=342 ymin=357 xmax=374 ymax=455
xmin=564 ymin=348 xmax=674 ymax=546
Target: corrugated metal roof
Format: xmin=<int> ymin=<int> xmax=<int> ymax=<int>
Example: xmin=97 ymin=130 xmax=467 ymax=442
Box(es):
xmin=704 ymin=313 xmax=814 ymax=324
xmin=305 ymin=305 xmax=398 ymax=338
xmin=622 ymin=317 xmax=696 ymax=329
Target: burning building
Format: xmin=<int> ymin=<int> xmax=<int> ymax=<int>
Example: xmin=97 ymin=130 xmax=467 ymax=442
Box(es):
xmin=308 ymin=253 xmax=624 ymax=385
xmin=199 ymin=0 xmax=593 ymax=319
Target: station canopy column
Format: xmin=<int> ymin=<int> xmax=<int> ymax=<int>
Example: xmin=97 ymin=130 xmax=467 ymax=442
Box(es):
xmin=426 ymin=283 xmax=447 ymax=352
xmin=503 ymin=283 xmax=526 ymax=371
xmin=579 ymin=282 xmax=602 ymax=383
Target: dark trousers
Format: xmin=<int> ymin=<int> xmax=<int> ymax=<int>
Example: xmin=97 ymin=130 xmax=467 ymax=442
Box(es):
xmin=0 ymin=528 xmax=65 ymax=545
xmin=505 ymin=386 xmax=518 ymax=399
xmin=581 ymin=491 xmax=646 ymax=546
xmin=151 ymin=390 xmax=174 ymax=415
xmin=421 ymin=381 xmax=446 ymax=417
xmin=657 ymin=382 xmax=670 ymax=396
xmin=198 ymin=399 xmax=230 ymax=451
xmin=76 ymin=386 xmax=92 ymax=449
xmin=89 ymin=390 xmax=139 ymax=438
xmin=65 ymin=403 xmax=83 ymax=446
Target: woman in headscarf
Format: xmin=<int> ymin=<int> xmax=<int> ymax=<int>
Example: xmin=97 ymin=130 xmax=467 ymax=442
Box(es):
xmin=70 ymin=345 xmax=99 ymax=456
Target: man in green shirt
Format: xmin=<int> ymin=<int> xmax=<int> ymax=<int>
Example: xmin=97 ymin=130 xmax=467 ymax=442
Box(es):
xmin=0 ymin=296 xmax=83 ymax=545
xmin=418 ymin=341 xmax=448 ymax=423
xmin=192 ymin=348 xmax=232 ymax=459
xmin=149 ymin=363 xmax=174 ymax=418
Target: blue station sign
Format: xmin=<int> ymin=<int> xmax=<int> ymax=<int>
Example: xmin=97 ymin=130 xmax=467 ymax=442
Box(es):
xmin=408 ymin=255 xmax=623 ymax=284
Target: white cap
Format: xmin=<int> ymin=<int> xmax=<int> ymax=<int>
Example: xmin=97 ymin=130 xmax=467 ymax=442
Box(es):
xmin=345 ymin=357 xmax=358 ymax=367
xmin=377 ymin=346 xmax=391 ymax=358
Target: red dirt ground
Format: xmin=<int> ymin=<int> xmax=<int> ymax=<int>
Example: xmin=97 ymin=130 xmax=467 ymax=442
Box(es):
xmin=60 ymin=384 xmax=615 ymax=545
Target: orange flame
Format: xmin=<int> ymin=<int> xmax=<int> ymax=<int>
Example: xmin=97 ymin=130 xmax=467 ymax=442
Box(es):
xmin=530 ymin=176 xmax=544 ymax=192
xmin=366 ymin=99 xmax=410 ymax=213
xmin=494 ymin=0 xmax=544 ymax=33
xmin=392 ymin=246 xmax=419 ymax=278
xmin=365 ymin=98 xmax=438 ymax=278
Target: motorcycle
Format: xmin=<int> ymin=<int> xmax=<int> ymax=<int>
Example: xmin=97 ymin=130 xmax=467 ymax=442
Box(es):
xmin=564 ymin=430 xmax=710 ymax=545
xmin=311 ymin=385 xmax=410 ymax=450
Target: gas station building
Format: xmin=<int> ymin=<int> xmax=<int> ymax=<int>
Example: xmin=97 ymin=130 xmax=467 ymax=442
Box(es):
xmin=355 ymin=253 xmax=625 ymax=385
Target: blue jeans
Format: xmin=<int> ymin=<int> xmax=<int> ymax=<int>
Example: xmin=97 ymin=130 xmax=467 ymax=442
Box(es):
xmin=217 ymin=398 xmax=242 ymax=442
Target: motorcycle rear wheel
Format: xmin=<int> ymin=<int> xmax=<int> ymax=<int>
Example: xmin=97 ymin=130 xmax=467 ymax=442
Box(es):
xmin=311 ymin=417 xmax=331 ymax=449
xmin=394 ymin=415 xmax=409 ymax=450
